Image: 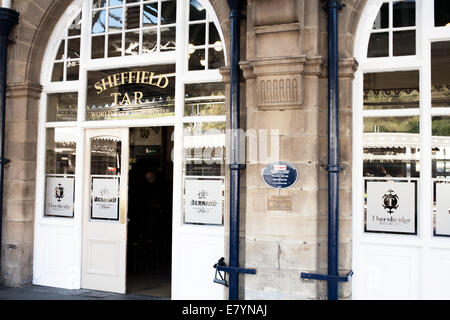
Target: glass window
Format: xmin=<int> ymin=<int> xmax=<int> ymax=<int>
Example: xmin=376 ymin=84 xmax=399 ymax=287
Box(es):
xmin=373 ymin=2 xmax=389 ymax=30
xmin=183 ymin=122 xmax=225 ymax=225
xmin=44 ymin=127 xmax=77 ymax=218
xmin=86 ymin=65 xmax=175 ymax=120
xmin=47 ymin=93 xmax=78 ymax=122
xmin=364 ymin=71 xmax=419 ymax=110
xmin=184 ymin=82 xmax=225 ymax=116
xmin=367 ymin=32 xmax=389 ymax=58
xmin=393 ymin=1 xmax=415 ymax=28
xmin=432 ymin=42 xmax=450 ymax=109
xmin=435 ymin=0 xmax=450 ymax=27
xmin=393 ymin=30 xmax=415 ymax=56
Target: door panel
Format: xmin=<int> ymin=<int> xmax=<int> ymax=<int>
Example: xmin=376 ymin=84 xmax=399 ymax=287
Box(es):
xmin=81 ymin=128 xmax=129 ymax=294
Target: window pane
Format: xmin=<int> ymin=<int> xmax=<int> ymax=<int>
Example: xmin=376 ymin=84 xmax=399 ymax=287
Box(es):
xmin=45 ymin=128 xmax=76 ymax=218
xmin=93 ymin=0 xmax=107 ymax=9
xmin=86 ymin=65 xmax=175 ymax=121
xmin=67 ymin=60 xmax=80 ymax=81
xmin=47 ymin=92 xmax=78 ymax=122
xmin=188 ymin=48 xmax=205 ymax=71
xmin=109 ymin=7 xmax=123 ymax=32
xmin=161 ymin=0 xmax=176 ymax=25
xmin=208 ymin=48 xmax=224 ymax=70
xmin=108 ymin=33 xmax=123 ymax=57
xmin=364 ymin=71 xmax=419 ymax=110
xmin=142 ymin=29 xmax=157 ymax=53
xmin=67 ymin=38 xmax=80 ymax=59
xmin=125 ymin=5 xmax=140 ymax=30
xmin=189 ymin=0 xmax=206 ymax=21
xmin=393 ymin=30 xmax=415 ymax=56
xmin=209 ymin=22 xmax=220 ymax=44
xmin=184 ymin=83 xmax=225 ymax=116
xmin=110 ymin=0 xmax=124 ymax=6
xmin=56 ymin=40 xmax=65 ymax=60
xmin=368 ymin=32 xmax=389 ymax=58
xmin=92 ymin=35 xmax=105 ymax=59
xmin=189 ymin=23 xmax=206 ymax=46
xmin=432 ymin=42 xmax=450 ymax=108
xmin=68 ymin=12 xmax=82 ymax=37
xmin=125 ymin=31 xmax=140 ymax=55
xmin=183 ymin=122 xmax=225 ymax=225
xmin=393 ymin=0 xmax=415 ymax=28
xmin=51 ymin=62 xmax=64 ymax=82
xmin=160 ymin=26 xmax=176 ymax=51
xmin=92 ymin=9 xmax=106 ymax=34
xmin=373 ymin=2 xmax=389 ymax=30
xmin=143 ymin=3 xmax=158 ymax=27
xmin=432 ymin=116 xmax=450 ymax=236
xmin=435 ymin=0 xmax=450 ymax=27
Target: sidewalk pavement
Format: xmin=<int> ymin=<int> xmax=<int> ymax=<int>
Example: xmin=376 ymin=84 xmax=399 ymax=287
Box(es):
xmin=0 ymin=284 xmax=163 ymax=300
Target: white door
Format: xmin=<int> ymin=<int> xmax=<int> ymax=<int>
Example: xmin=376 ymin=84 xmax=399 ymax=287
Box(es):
xmin=81 ymin=128 xmax=129 ymax=293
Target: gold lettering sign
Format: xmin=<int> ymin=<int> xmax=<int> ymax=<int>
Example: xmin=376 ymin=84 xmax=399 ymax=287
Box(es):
xmin=94 ymin=71 xmax=169 ymax=95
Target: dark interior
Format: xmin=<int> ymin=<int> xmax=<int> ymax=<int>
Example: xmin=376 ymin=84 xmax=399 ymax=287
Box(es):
xmin=126 ymin=126 xmax=173 ymax=298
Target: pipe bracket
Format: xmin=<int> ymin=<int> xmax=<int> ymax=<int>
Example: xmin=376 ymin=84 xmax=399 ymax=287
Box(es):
xmin=300 ymin=270 xmax=353 ymax=283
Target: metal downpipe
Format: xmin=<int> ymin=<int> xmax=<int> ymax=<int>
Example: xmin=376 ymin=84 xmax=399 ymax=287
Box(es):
xmin=326 ymin=0 xmax=343 ymax=301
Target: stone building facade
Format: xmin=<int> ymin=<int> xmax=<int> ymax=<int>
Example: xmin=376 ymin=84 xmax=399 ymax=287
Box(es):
xmin=1 ymin=0 xmax=448 ymax=300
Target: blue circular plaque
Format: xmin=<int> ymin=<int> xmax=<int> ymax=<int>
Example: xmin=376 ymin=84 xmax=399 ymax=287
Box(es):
xmin=262 ymin=161 xmax=298 ymax=189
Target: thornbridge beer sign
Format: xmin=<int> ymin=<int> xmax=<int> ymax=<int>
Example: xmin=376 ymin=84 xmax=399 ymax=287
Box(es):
xmin=366 ymin=181 xmax=417 ymax=234
xmin=45 ymin=175 xmax=75 ymax=218
xmin=87 ymin=66 xmax=175 ymax=121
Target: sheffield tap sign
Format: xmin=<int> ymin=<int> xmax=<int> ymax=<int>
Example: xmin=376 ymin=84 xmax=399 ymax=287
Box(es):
xmin=94 ymin=71 xmax=170 ymax=106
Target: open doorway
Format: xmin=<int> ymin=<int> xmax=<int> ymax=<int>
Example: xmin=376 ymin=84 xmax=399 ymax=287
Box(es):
xmin=126 ymin=126 xmax=173 ymax=298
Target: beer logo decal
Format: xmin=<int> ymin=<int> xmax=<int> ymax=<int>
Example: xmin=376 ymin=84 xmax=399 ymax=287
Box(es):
xmin=55 ymin=183 xmax=64 ymax=202
xmin=198 ymin=190 xmax=208 ymax=200
xmin=382 ymin=189 xmax=399 ymax=214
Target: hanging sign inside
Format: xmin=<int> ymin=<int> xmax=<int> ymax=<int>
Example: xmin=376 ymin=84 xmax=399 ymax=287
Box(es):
xmin=262 ymin=161 xmax=298 ymax=189
xmin=91 ymin=177 xmax=120 ymax=220
xmin=184 ymin=178 xmax=223 ymax=225
xmin=45 ymin=176 xmax=74 ymax=217
xmin=366 ymin=181 xmax=416 ymax=234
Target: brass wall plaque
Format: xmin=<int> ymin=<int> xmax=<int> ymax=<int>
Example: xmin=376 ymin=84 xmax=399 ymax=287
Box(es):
xmin=268 ymin=195 xmax=292 ymax=211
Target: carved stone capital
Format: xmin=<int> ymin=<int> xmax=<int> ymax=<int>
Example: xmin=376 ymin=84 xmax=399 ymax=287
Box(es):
xmin=6 ymin=82 xmax=43 ymax=99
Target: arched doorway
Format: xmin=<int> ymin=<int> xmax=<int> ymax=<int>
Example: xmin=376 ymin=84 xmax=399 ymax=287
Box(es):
xmin=353 ymin=0 xmax=450 ymax=299
xmin=33 ymin=0 xmax=228 ymax=299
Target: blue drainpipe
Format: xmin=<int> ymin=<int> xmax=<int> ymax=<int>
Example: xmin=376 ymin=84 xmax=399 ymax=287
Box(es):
xmin=0 ymin=6 xmax=19 ymax=277
xmin=300 ymin=0 xmax=353 ymax=300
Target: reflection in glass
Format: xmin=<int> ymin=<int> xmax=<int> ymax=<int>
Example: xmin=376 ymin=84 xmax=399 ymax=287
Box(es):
xmin=189 ymin=23 xmax=206 ymax=46
xmin=90 ymin=137 xmax=121 ymax=175
xmin=183 ymin=122 xmax=226 ymax=176
xmin=143 ymin=3 xmax=158 ymax=26
xmin=189 ymin=0 xmax=206 ymax=21
xmin=51 ymin=62 xmax=64 ymax=82
xmin=109 ymin=0 xmax=124 ymax=6
xmin=108 ymin=33 xmax=123 ymax=57
xmin=109 ymin=7 xmax=123 ymax=32
xmin=209 ymin=22 xmax=220 ymax=44
xmin=46 ymin=127 xmax=77 ymax=174
xmin=92 ymin=0 xmax=107 ymax=9
xmin=125 ymin=5 xmax=140 ymax=30
xmin=431 ymin=42 xmax=450 ymax=108
xmin=368 ymin=32 xmax=389 ymax=58
xmin=188 ymin=48 xmax=205 ymax=71
xmin=47 ymin=93 xmax=78 ymax=122
xmin=160 ymin=27 xmax=176 ymax=51
xmin=208 ymin=48 xmax=224 ymax=70
xmin=184 ymin=83 xmax=225 ymax=116
xmin=161 ymin=0 xmax=176 ymax=25
xmin=91 ymin=35 xmax=105 ymax=59
xmin=393 ymin=0 xmax=415 ymax=28
xmin=125 ymin=31 xmax=140 ymax=55
xmin=56 ymin=40 xmax=65 ymax=60
xmin=393 ymin=30 xmax=415 ymax=56
xmin=67 ymin=61 xmax=80 ymax=81
xmin=364 ymin=71 xmax=419 ymax=110
xmin=373 ymin=2 xmax=389 ymax=29
xmin=142 ymin=29 xmax=157 ymax=53
xmin=68 ymin=12 xmax=82 ymax=36
xmin=67 ymin=38 xmax=80 ymax=59
xmin=363 ymin=116 xmax=420 ymax=178
xmin=435 ymin=0 xmax=450 ymax=27
xmin=432 ymin=116 xmax=450 ymax=236
xmin=92 ymin=9 xmax=106 ymax=34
